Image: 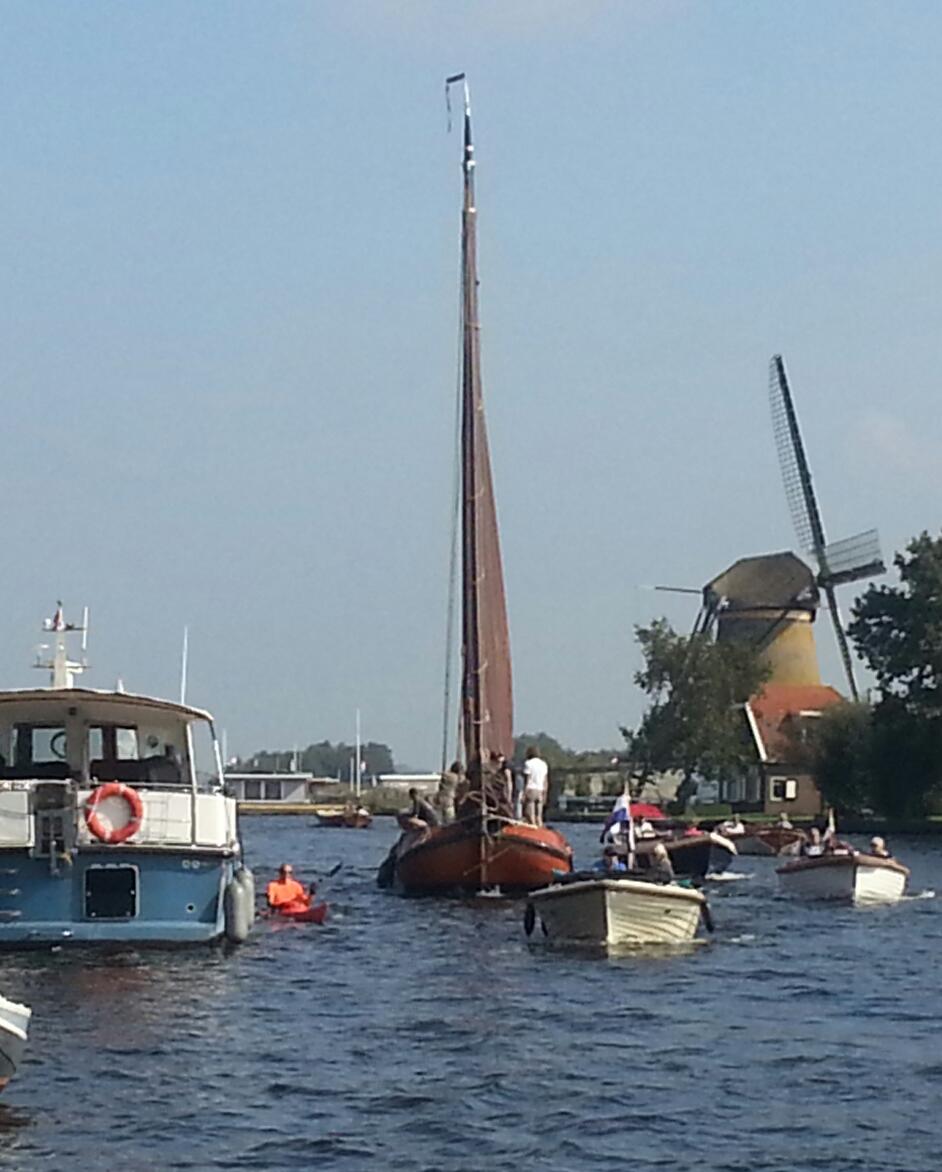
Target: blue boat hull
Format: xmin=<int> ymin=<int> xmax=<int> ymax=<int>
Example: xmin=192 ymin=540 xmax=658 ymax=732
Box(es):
xmin=0 ymin=849 xmax=239 ymax=949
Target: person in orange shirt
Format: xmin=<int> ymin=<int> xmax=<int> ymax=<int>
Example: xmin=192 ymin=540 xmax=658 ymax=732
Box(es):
xmin=266 ymin=864 xmax=310 ymax=915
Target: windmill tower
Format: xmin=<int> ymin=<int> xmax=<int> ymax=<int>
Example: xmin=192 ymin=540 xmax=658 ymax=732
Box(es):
xmin=698 ymin=551 xmax=823 ymax=686
xmin=768 ymin=355 xmax=884 ymax=700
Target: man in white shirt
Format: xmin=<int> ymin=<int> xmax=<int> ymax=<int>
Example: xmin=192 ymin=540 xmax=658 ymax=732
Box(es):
xmin=522 ymin=746 xmax=549 ymax=827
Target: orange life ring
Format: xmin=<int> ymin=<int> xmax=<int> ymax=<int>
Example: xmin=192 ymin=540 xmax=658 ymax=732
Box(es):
xmin=85 ymin=782 xmax=144 ymax=845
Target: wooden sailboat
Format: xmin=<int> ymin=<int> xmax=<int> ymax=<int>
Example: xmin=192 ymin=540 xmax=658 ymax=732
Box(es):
xmin=381 ymin=76 xmax=572 ymax=895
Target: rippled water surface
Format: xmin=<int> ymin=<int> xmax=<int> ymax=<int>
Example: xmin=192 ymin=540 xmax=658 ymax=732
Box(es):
xmin=1 ymin=817 xmax=941 ymax=1170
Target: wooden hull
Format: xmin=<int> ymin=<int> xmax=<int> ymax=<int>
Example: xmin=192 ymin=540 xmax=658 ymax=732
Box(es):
xmin=635 ymin=833 xmax=736 ymax=879
xmin=529 ymin=878 xmax=704 ymax=948
xmin=390 ymin=818 xmax=572 ymax=895
xmin=734 ymin=828 xmax=805 ymax=857
xmin=315 ymin=812 xmax=372 ymax=829
xmin=777 ymin=852 xmax=909 ymax=904
xmin=0 ymin=995 xmax=30 ymax=1094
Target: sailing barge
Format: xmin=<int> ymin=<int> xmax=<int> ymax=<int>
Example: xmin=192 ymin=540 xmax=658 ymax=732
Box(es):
xmin=380 ymin=76 xmax=572 ymax=895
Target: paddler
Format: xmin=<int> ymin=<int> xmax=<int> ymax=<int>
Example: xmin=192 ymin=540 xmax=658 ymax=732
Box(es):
xmin=266 ymin=864 xmax=311 ymax=915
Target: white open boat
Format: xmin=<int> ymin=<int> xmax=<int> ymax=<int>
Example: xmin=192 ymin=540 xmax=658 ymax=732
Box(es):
xmin=526 ymin=876 xmax=707 ymax=949
xmin=0 ymin=993 xmax=30 ymax=1093
xmin=777 ymin=851 xmax=909 ymax=904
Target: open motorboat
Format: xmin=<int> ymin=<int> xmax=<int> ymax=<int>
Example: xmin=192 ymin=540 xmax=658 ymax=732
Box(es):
xmin=777 ymin=850 xmax=909 ymax=904
xmin=0 ymin=993 xmax=30 ymax=1093
xmin=733 ymin=825 xmax=805 ymax=857
xmin=634 ymin=830 xmax=737 ymax=879
xmin=0 ymin=605 xmax=255 ymax=949
xmin=377 ymin=76 xmax=572 ymax=896
xmin=526 ymin=872 xmax=708 ymax=949
xmin=314 ymin=804 xmax=372 ymax=829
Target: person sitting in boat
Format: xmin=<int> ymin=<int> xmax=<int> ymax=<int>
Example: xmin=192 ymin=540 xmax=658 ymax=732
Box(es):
xmin=593 ymin=845 xmax=627 ymax=874
xmin=647 ymin=842 xmax=675 ymax=884
xmin=777 ymin=812 xmax=794 ymax=830
xmin=266 ymin=864 xmax=311 ymax=915
xmin=720 ymin=816 xmax=744 ymax=836
xmin=801 ymin=827 xmax=825 ymax=857
xmin=637 ymin=818 xmax=656 ymax=839
xmin=870 ymin=836 xmax=891 ymax=859
xmin=408 ymin=787 xmax=440 ymax=828
xmin=683 ymin=821 xmax=702 ymax=838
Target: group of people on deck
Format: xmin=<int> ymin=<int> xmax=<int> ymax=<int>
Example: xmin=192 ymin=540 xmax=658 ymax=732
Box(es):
xmin=406 ymin=747 xmax=551 ymax=829
xmin=800 ymin=827 xmax=892 ymax=859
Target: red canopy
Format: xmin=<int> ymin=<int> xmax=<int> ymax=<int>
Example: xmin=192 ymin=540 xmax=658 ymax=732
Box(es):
xmin=630 ymin=802 xmax=665 ymax=820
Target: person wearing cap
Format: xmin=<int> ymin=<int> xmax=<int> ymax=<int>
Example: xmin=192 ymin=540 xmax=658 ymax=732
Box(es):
xmin=266 ymin=863 xmax=311 ymax=914
xmin=870 ymin=836 xmax=891 ymax=859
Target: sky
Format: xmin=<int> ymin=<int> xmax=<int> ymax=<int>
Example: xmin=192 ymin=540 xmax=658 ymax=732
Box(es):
xmin=1 ymin=1 xmax=940 ymax=769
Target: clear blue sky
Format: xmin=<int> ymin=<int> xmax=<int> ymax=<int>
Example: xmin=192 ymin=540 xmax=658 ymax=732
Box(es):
xmin=1 ymin=2 xmax=939 ymax=768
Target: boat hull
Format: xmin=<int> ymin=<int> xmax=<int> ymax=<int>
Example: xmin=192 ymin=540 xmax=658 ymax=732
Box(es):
xmin=0 ymin=995 xmax=30 ymax=1094
xmin=315 ymin=812 xmax=372 ymax=829
xmin=777 ymin=853 xmax=909 ymax=904
xmin=734 ymin=828 xmax=805 ymax=857
xmin=529 ymin=877 xmax=704 ymax=948
xmin=635 ymin=833 xmax=736 ymax=879
xmin=0 ymin=849 xmax=242 ymax=949
xmin=390 ymin=818 xmax=572 ymax=895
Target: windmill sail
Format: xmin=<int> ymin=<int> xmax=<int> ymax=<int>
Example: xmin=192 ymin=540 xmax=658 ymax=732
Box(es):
xmin=769 ymin=355 xmax=885 ymax=700
xmin=453 ymin=75 xmax=513 ymax=768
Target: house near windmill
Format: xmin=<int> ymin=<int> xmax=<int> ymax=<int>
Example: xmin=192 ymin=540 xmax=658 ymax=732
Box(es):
xmin=700 ymin=356 xmax=884 ymax=816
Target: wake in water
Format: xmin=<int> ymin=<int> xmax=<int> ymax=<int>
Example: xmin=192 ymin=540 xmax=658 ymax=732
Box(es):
xmin=901 ymin=889 xmax=936 ymax=902
xmin=707 ymin=871 xmax=753 ymax=883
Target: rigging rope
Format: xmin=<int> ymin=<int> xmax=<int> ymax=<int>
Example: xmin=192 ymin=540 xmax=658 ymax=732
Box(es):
xmin=440 ymin=270 xmax=464 ymax=772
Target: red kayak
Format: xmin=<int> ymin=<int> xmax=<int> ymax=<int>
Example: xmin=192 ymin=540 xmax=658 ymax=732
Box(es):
xmin=272 ymin=902 xmax=328 ymax=925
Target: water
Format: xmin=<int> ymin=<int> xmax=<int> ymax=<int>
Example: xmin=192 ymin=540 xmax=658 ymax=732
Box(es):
xmin=1 ymin=817 xmax=940 ymax=1171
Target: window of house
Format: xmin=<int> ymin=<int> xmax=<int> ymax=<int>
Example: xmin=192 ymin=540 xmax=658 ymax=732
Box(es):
xmin=263 ymin=781 xmax=282 ymax=801
xmin=769 ymin=776 xmax=798 ymax=802
xmin=244 ymin=780 xmax=262 ymax=800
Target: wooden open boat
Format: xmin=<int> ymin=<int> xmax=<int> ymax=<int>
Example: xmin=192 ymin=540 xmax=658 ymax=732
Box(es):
xmin=378 ymin=77 xmax=572 ymax=896
xmin=733 ymin=826 xmax=805 ymax=856
xmin=314 ymin=807 xmax=372 ymax=829
xmin=0 ymin=994 xmax=30 ymax=1094
xmin=527 ymin=874 xmax=706 ymax=949
xmin=633 ymin=832 xmax=736 ymax=879
xmin=777 ymin=851 xmax=909 ymax=904
xmin=391 ymin=816 xmax=571 ymax=895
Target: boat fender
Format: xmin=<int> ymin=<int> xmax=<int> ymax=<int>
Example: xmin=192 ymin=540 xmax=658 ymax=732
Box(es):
xmin=524 ymin=903 xmax=536 ymax=936
xmin=85 ymin=782 xmax=145 ymax=845
xmin=700 ymin=900 xmax=715 ymax=934
xmin=224 ymin=867 xmax=255 ymax=943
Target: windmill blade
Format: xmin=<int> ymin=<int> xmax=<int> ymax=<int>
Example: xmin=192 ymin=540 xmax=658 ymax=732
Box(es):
xmin=819 ymin=529 xmax=885 ymax=587
xmin=769 ymin=355 xmax=828 ymax=560
xmin=822 ymin=583 xmax=859 ymax=701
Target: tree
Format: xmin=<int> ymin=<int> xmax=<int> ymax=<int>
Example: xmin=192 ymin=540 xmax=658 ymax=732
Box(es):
xmin=623 ymin=618 xmax=770 ymax=808
xmin=847 ymin=531 xmax=942 ymax=814
xmin=798 ymin=702 xmax=873 ymax=814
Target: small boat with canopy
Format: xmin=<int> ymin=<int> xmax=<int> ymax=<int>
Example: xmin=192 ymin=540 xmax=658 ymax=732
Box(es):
xmin=378 ymin=76 xmax=572 ymax=895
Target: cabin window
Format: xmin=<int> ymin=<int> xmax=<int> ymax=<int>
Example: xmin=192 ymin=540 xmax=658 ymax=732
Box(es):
xmin=244 ymin=780 xmax=262 ymax=800
xmin=13 ymin=725 xmax=67 ymax=764
xmin=84 ymin=865 xmax=138 ymax=919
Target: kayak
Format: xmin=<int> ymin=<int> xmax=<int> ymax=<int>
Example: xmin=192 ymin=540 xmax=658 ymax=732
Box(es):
xmin=274 ymin=902 xmax=328 ymax=925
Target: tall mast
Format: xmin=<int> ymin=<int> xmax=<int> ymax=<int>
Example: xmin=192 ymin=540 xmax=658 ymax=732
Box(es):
xmin=447 ymin=73 xmax=514 ymax=778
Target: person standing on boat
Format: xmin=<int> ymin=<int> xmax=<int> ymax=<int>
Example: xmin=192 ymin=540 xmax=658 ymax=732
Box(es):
xmin=437 ymin=762 xmax=462 ymax=825
xmin=522 ymin=747 xmax=549 ymax=827
xmin=266 ymin=864 xmax=310 ymax=914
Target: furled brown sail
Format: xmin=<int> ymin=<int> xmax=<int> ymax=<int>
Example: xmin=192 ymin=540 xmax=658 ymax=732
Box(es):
xmin=458 ymin=78 xmax=513 ymax=769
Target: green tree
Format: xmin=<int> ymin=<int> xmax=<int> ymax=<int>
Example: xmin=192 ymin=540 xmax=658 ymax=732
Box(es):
xmin=848 ymin=531 xmax=942 ymax=814
xmin=623 ymin=618 xmax=770 ymax=808
xmin=799 ymin=701 xmax=873 ymax=813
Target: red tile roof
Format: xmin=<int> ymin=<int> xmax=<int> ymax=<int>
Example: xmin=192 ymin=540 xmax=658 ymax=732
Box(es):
xmin=747 ymin=683 xmax=844 ymax=762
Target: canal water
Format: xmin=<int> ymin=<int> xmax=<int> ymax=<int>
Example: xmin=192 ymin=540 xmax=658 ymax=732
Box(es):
xmin=0 ymin=816 xmax=940 ymax=1171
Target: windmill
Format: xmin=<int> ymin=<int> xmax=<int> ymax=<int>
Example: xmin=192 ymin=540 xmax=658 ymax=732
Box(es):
xmin=768 ymin=354 xmax=884 ymax=700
